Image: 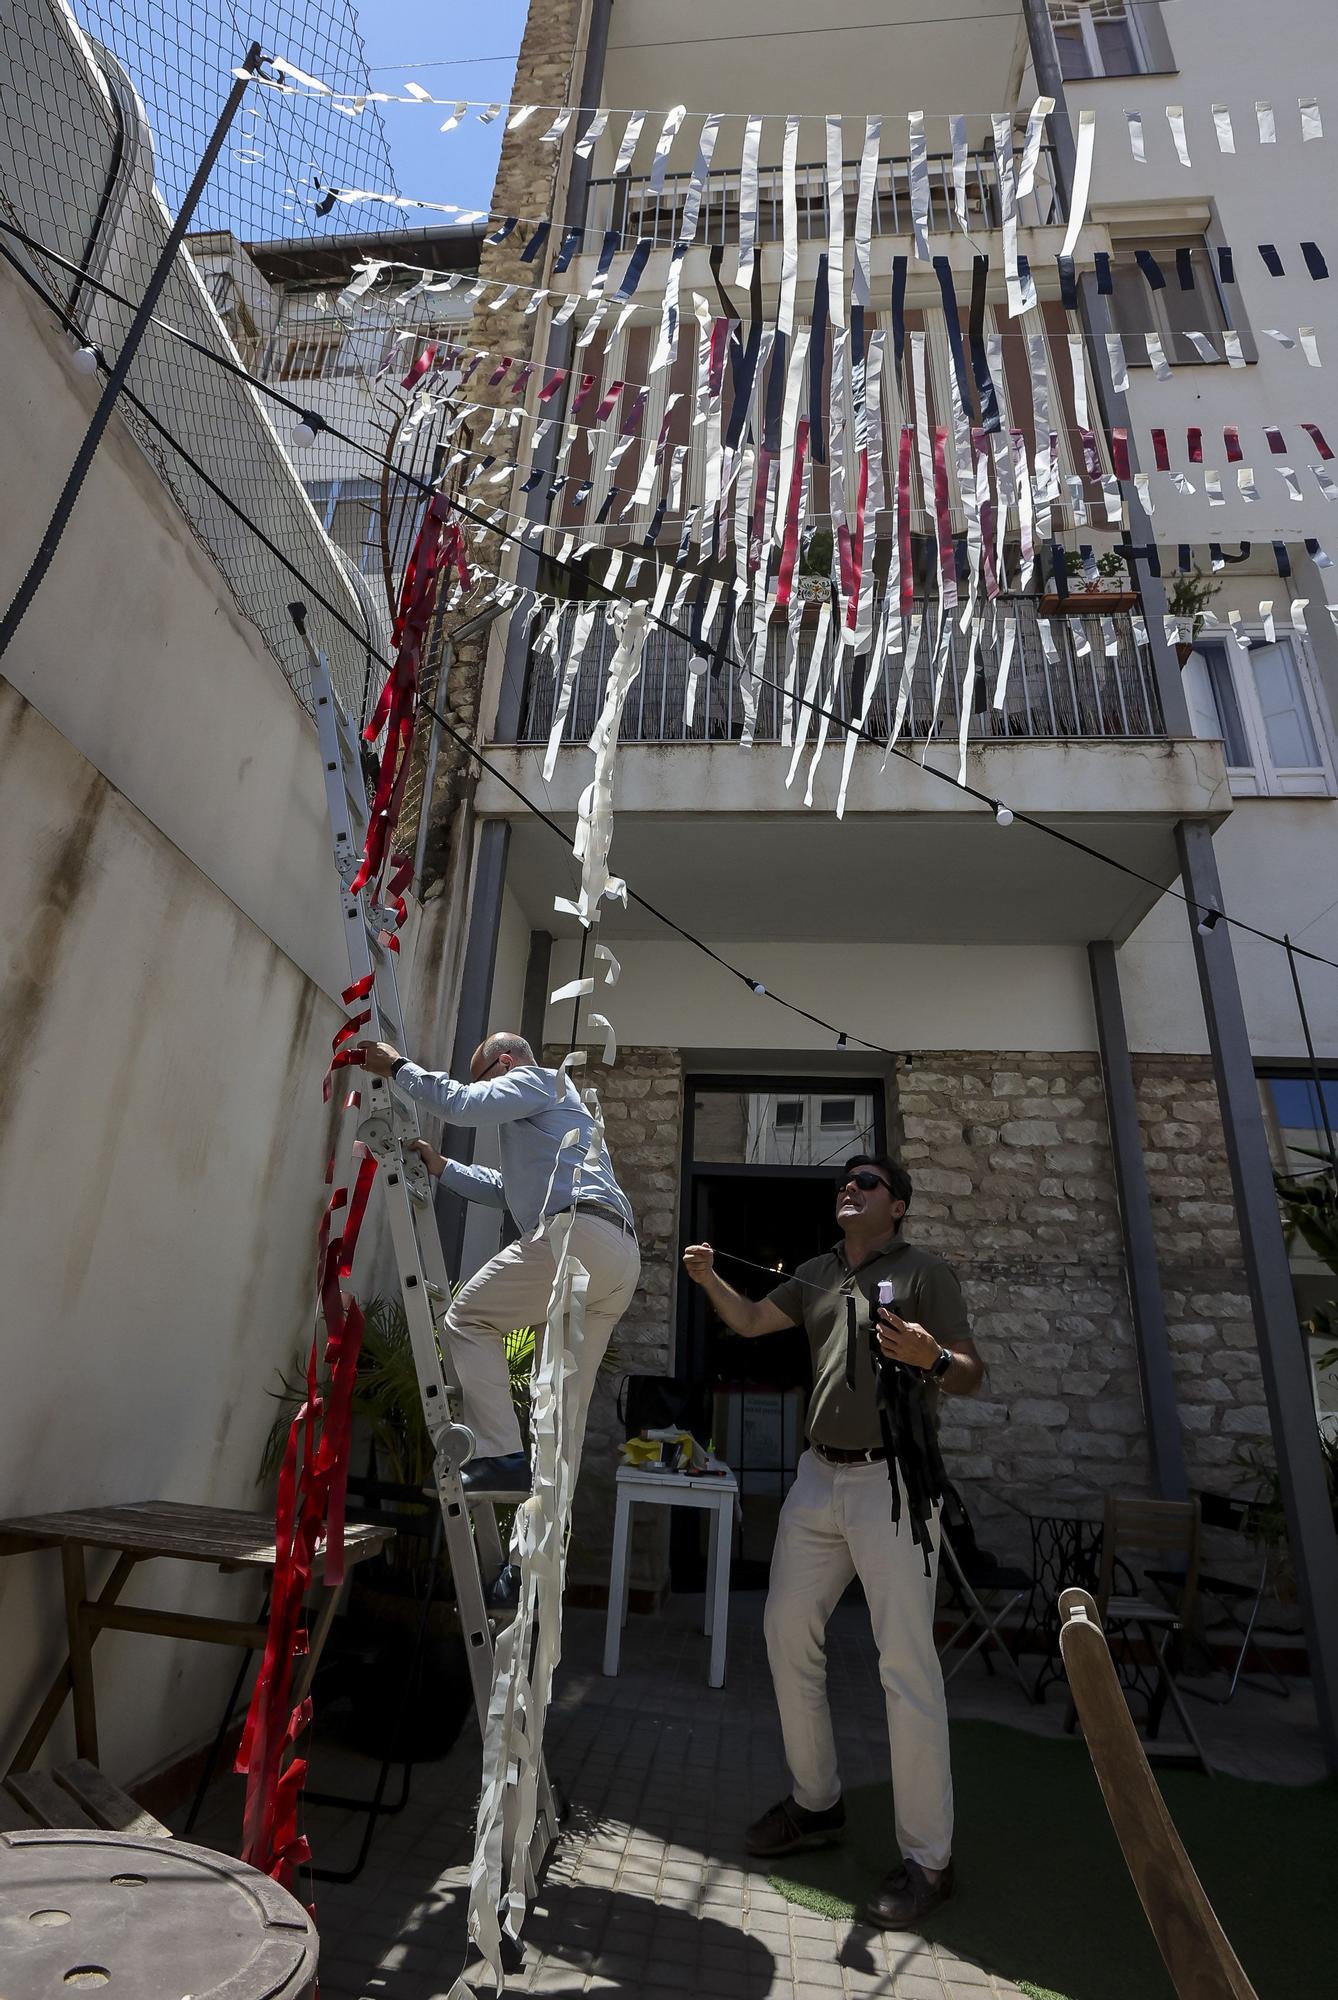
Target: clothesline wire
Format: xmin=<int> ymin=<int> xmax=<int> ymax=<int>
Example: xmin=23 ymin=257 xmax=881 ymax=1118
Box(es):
xmin=9 ymin=225 xmax=1338 ymax=1000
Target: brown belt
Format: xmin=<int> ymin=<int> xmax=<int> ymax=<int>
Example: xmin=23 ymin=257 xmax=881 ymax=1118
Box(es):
xmin=809 ymin=1440 xmax=887 ymax=1467
xmin=571 ymin=1200 xmax=637 ymax=1241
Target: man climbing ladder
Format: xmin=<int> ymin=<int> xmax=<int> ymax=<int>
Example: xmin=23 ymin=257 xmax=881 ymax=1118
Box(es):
xmin=359 ymin=1029 xmax=640 ymax=1517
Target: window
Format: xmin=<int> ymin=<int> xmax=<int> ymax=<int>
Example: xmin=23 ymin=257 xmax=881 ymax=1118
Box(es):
xmin=1051 ymin=0 xmax=1147 ymax=78
xmin=276 ymin=330 xmax=345 ymax=381
xmin=774 ymin=1100 xmax=803 ymax=1129
xmin=820 ymin=1098 xmax=858 ymax=1130
xmin=1186 ymin=634 xmax=1333 ymax=796
xmin=1108 ymin=241 xmax=1231 ymax=368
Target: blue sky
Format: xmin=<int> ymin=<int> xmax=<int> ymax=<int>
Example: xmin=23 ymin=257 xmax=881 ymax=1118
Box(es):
xmin=356 ymin=1 xmax=530 ymax=212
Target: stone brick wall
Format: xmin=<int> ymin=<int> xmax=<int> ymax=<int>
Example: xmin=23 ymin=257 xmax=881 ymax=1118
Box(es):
xmin=543 ymin=1045 xmax=685 ymax=1597
xmin=893 ymin=1053 xmax=1270 ymax=1574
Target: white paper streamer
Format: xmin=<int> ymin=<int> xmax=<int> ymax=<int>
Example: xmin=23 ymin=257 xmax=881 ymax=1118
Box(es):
xmin=1184 ymin=331 xmax=1220 ymax=363
xmin=992 ymin=113 xmax=1024 ymax=314
xmin=1301 ymin=328 xmax=1322 ymax=368
xmin=574 ymin=110 xmax=609 ymax=160
xmin=1237 ymin=466 xmax=1260 ymax=503
xmin=1060 ymin=108 xmax=1096 ymax=260
xmin=736 ymin=113 xmax=764 ymax=287
xmin=909 ymin=111 xmax=931 ymax=262
xmin=612 ymin=111 xmax=646 ymax=176
xmin=1292 ymin=599 xmax=1310 ymax=630
xmin=852 ymin=115 xmax=882 ymax=311
xmin=1256 ymin=101 xmax=1276 ymax=145
xmin=1145 ymin=332 xmax=1173 ymax=382
xmin=1134 ymin=472 xmax=1154 ymax=514
xmin=1205 ymin=469 xmax=1225 ymax=506
xmin=648 ymin=104 xmax=687 ymax=196
xmin=1105 ymin=327 xmax=1130 ymax=392
xmin=506 ymin=104 xmax=537 ymax=132
xmin=1165 ymin=105 xmax=1191 ymax=167
xmin=539 ymin=106 xmax=573 ymax=145
xmin=785 ymin=600 xmax=832 ymax=788
xmin=950 ymin=114 xmax=969 ymax=232
xmin=1316 ymin=467 xmax=1338 ymax=502
xmin=1212 ymin=105 xmax=1235 ymax=154
xmin=778 ymin=115 xmax=801 ymax=338
xmin=542 ymin=604 xmax=598 ymax=779
xmin=992 ymin=613 xmax=1017 ymax=713
xmin=1126 ymin=111 xmax=1146 ymax=164
xmin=1068 ymin=333 xmax=1090 ymax=431
xmin=439 ymin=101 xmax=467 ymax=133
xmin=1015 ymin=95 xmax=1054 ymax=200
xmin=1301 ymin=98 xmax=1324 ymax=142
xmin=679 ymin=113 xmax=722 ymax=243
xmin=826 ymin=116 xmax=848 ymax=321
xmin=1279 ymin=466 xmax=1303 ymax=502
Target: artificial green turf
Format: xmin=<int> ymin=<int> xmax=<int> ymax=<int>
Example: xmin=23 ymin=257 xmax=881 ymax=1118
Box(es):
xmin=768 ymin=1719 xmax=1334 ymax=2000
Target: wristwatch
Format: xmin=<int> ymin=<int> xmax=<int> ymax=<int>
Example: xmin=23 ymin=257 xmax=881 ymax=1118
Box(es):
xmin=390 ymin=1056 xmax=409 ymax=1080
xmin=929 ymin=1346 xmax=953 ymax=1383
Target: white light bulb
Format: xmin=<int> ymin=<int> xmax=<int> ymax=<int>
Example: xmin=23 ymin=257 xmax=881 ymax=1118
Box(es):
xmin=71 ymin=344 xmax=99 ymax=375
xmin=750 ymin=980 xmax=766 ymax=996
xmin=994 ymin=803 xmax=1014 ymax=827
xmin=292 ymin=415 xmax=319 ymax=446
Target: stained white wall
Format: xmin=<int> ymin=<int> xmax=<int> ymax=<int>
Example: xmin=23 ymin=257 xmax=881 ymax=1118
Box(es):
xmin=0 ymin=258 xmax=356 ymax=1789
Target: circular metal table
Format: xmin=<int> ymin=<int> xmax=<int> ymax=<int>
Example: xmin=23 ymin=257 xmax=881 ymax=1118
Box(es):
xmin=0 ymin=1827 xmax=318 ymax=1999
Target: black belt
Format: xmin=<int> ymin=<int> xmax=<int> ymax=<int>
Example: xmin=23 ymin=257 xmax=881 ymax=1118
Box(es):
xmin=810 ymin=1440 xmax=887 ymax=1467
xmin=570 ymin=1200 xmax=637 ymax=1241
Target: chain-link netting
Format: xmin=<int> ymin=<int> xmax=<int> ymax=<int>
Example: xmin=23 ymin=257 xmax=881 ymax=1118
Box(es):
xmin=1 ymin=0 xmax=476 ymax=780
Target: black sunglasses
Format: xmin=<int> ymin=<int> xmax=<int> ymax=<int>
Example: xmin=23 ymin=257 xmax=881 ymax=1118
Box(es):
xmin=839 ymin=1170 xmax=893 ymax=1195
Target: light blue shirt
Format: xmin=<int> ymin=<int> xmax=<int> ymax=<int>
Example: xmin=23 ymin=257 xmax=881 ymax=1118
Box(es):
xmin=390 ymin=1061 xmax=635 ymax=1239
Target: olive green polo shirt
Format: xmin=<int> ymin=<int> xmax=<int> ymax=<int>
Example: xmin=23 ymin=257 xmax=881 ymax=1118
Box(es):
xmin=765 ymin=1233 xmax=972 ymax=1453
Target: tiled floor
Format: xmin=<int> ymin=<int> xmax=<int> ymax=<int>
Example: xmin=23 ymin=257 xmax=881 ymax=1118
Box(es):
xmin=181 ymin=1592 xmax=1322 ymax=2000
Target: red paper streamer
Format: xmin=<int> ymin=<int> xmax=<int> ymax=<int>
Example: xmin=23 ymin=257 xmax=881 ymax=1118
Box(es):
xmin=1303 ymin=423 xmax=1334 ymax=461
xmin=774 ymin=418 xmax=810 ymax=611
xmin=1224 ymin=425 xmax=1243 ymax=464
xmin=1187 ymin=427 xmax=1203 ymax=464
xmin=897 ymin=426 xmax=914 ymax=614
xmin=1111 ymin=430 xmax=1131 ymax=481
xmin=1152 ymin=429 xmax=1171 ymax=471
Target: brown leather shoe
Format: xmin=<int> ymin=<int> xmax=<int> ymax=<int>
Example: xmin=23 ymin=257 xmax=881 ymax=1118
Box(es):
xmin=861 ymin=1858 xmax=954 ymax=1929
xmin=745 ymin=1794 xmax=845 ymax=1857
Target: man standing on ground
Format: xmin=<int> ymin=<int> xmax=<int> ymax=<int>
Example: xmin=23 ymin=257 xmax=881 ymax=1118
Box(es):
xmin=683 ymin=1155 xmax=982 ymax=1927
xmin=358 ymin=1031 xmax=639 ymax=1507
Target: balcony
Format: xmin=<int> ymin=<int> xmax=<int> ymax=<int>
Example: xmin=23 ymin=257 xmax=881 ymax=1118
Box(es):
xmin=585 ymin=142 xmax=1063 ymax=251
xmin=516 ymin=594 xmax=1163 ymax=750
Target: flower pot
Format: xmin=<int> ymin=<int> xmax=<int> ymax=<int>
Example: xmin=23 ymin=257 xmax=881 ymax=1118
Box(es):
xmin=1038 ymin=590 xmax=1140 ymax=616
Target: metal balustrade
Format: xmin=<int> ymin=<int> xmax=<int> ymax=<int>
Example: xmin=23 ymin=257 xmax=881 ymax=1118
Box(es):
xmin=584 ymin=145 xmax=1062 ymax=251
xmin=514 ymin=594 xmax=1164 ymax=749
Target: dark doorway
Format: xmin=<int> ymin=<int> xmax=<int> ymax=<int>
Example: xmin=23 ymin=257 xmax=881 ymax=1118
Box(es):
xmin=672 ymin=1075 xmax=887 ymax=1590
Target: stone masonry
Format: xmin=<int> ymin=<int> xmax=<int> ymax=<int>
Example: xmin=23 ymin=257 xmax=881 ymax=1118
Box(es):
xmin=892 ymin=1051 xmax=1271 ymax=1575
xmin=545 ymin=1045 xmax=686 ymax=1599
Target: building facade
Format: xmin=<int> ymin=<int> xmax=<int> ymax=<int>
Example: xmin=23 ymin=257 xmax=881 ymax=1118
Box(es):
xmin=431 ymin=0 xmax=1338 ymax=1622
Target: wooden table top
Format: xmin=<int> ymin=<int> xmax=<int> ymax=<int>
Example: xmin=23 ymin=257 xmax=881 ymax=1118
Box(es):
xmin=0 ymin=1500 xmax=391 ymax=1572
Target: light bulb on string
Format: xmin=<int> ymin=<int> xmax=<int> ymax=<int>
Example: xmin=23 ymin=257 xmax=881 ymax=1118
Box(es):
xmin=292 ymin=411 xmax=326 ymax=447
xmin=70 ymin=342 xmax=100 ymax=375
xmin=903 ymin=1053 xmax=915 ymax=1070
xmin=748 ymin=979 xmax=766 ymax=996
xmin=993 ymin=801 xmax=1014 ymax=827
xmin=1197 ymin=908 xmax=1221 ymax=935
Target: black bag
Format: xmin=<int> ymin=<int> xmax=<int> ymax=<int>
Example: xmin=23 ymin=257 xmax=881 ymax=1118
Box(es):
xmin=616 ymin=1373 xmax=707 ymax=1441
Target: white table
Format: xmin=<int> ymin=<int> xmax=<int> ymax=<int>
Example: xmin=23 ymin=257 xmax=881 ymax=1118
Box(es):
xmin=603 ymin=1463 xmax=739 ymax=1688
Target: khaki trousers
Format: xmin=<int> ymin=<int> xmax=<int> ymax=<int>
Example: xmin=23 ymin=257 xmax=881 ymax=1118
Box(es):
xmin=445 ymin=1213 xmax=640 ymax=1462
xmin=763 ymin=1448 xmax=953 ymax=1869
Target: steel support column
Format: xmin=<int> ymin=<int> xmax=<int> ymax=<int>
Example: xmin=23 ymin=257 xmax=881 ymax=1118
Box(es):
xmin=1176 ymin=820 xmax=1338 ymax=1770
xmin=1088 ymin=941 xmax=1188 ymax=1500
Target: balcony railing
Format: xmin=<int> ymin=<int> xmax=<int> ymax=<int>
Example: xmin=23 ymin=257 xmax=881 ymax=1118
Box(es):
xmin=585 ymin=145 xmax=1062 ymax=251
xmin=514 ymin=594 xmax=1163 ymax=749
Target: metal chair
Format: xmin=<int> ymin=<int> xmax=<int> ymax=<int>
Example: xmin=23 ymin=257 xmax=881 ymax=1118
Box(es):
xmin=1095 ymin=1494 xmax=1212 ymax=1773
xmin=1146 ymin=1489 xmax=1289 ymax=1703
xmin=936 ymin=1483 xmax=1036 ymax=1698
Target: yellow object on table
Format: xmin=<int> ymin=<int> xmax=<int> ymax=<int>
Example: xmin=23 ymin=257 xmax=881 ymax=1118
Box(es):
xmin=620 ymin=1429 xmax=707 ymax=1473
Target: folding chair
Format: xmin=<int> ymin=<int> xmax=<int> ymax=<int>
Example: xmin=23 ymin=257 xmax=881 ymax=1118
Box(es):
xmin=1146 ymin=1490 xmax=1289 ymax=1703
xmin=1095 ymin=1494 xmax=1212 ymax=1773
xmin=936 ymin=1483 xmax=1035 ymax=1698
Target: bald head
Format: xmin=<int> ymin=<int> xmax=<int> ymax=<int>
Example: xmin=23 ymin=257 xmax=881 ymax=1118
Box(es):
xmin=471 ymin=1031 xmax=535 ymax=1083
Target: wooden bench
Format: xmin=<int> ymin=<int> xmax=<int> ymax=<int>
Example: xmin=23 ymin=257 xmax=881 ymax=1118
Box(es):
xmin=1058 ymin=1586 xmax=1257 ymax=2000
xmin=1 ymin=1757 xmax=170 ymax=1838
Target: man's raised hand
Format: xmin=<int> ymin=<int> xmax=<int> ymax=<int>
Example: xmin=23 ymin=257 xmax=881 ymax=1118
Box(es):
xmin=682 ymin=1243 xmax=716 ymax=1285
xmin=356 ymin=1040 xmax=403 ymax=1078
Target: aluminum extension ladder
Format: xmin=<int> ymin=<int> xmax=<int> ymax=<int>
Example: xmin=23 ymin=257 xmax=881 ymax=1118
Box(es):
xmin=298 ymin=614 xmax=559 ymax=1884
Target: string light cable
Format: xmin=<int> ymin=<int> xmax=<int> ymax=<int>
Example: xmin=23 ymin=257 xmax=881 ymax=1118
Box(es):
xmin=6 ymin=222 xmax=1338 ymax=1002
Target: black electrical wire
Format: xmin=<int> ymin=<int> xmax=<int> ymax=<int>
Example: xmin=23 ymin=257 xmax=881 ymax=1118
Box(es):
xmin=7 ymin=218 xmax=1338 ymax=990
xmin=0 ymin=234 xmax=899 ymax=1057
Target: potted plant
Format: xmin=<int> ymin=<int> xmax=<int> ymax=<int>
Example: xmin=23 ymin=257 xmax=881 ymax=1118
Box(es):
xmin=795 ymin=527 xmax=834 ymax=608
xmin=1167 ymin=566 xmax=1221 ymax=665
xmin=1039 ymin=548 xmax=1139 ymax=617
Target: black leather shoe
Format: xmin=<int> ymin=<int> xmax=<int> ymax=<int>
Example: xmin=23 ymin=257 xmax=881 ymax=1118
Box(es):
xmin=745 ymin=1794 xmax=845 ymax=1858
xmin=485 ymin=1562 xmax=521 ymax=1614
xmin=861 ymin=1858 xmax=955 ymax=1929
xmin=459 ymin=1452 xmax=530 ymax=1497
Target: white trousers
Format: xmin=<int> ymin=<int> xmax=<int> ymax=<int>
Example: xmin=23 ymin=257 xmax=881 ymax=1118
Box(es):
xmin=763 ymin=1448 xmax=953 ymax=1869
xmin=445 ymin=1214 xmax=640 ymax=1462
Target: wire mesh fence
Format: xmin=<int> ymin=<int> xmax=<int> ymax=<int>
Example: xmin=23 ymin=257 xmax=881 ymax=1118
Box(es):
xmin=1 ymin=0 xmax=478 ymax=766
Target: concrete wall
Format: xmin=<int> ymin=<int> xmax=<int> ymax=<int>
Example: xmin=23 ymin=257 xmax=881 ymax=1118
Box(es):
xmin=0 ymin=261 xmax=353 ymax=1787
